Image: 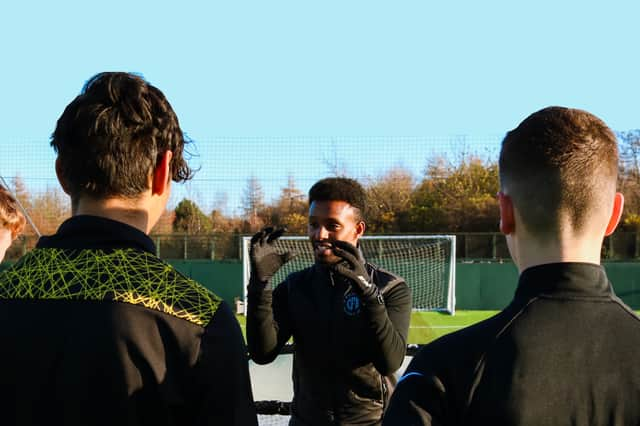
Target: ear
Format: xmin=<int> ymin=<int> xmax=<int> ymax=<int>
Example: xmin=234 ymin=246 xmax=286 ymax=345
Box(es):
xmin=604 ymin=192 xmax=624 ymax=236
xmin=498 ymin=192 xmax=515 ymax=235
xmin=152 ymin=150 xmax=173 ymax=196
xmin=55 ymin=157 xmax=71 ymax=195
xmin=355 ymin=220 xmax=366 ymax=239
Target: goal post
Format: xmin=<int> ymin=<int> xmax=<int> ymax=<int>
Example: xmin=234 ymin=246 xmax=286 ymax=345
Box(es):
xmin=242 ymin=235 xmax=456 ymax=314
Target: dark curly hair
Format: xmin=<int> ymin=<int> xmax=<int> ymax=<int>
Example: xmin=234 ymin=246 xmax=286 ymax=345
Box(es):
xmin=51 ymin=72 xmax=194 ymax=199
xmin=308 ymin=177 xmax=367 ymax=221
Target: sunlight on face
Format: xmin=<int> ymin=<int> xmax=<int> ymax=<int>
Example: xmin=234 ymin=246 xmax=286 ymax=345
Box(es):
xmin=308 ymin=200 xmax=364 ymax=264
xmin=0 ymin=228 xmax=14 ymax=263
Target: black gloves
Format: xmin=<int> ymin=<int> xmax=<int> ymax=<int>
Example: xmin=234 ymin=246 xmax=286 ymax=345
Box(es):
xmin=249 ymin=227 xmax=296 ymax=287
xmin=331 ymin=240 xmax=380 ymax=302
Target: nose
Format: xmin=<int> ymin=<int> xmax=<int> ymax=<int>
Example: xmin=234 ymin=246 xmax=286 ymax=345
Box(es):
xmin=314 ymin=226 xmax=329 ymax=240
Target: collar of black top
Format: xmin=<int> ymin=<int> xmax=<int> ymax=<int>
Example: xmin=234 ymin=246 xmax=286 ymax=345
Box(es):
xmin=35 ymin=215 xmax=156 ymax=254
xmin=515 ymin=262 xmax=611 ymax=301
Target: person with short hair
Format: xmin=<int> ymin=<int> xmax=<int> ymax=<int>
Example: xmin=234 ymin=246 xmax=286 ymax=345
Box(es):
xmin=384 ymin=106 xmax=640 ymax=425
xmin=247 ymin=177 xmax=412 ymax=425
xmin=0 ymin=72 xmax=257 ymax=426
xmin=0 ymin=185 xmax=26 ymax=262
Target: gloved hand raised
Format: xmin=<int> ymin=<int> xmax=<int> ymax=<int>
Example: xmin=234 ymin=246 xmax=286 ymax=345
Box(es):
xmin=330 ymin=240 xmax=378 ymax=300
xmin=249 ymin=227 xmax=296 ymax=286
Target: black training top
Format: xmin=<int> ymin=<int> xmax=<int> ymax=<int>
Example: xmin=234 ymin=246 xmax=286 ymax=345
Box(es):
xmin=384 ymin=262 xmax=640 ymax=426
xmin=247 ymin=262 xmax=412 ymax=425
xmin=0 ymin=215 xmax=257 ymax=426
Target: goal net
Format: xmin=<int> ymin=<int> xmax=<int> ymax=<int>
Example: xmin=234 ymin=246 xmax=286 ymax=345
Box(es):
xmin=242 ymin=235 xmax=456 ymax=314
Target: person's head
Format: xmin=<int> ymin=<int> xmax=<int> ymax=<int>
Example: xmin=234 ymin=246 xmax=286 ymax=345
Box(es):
xmin=0 ymin=186 xmax=26 ymax=262
xmin=51 ymin=72 xmax=194 ymax=231
xmin=498 ymin=106 xmax=623 ymax=268
xmin=307 ymin=177 xmax=367 ymax=264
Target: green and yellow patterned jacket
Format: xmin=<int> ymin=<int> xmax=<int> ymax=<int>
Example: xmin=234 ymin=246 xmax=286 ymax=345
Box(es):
xmin=0 ymin=215 xmax=257 ymax=426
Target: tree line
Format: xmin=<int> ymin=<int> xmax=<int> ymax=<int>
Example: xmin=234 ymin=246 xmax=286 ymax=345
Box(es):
xmin=11 ymin=130 xmax=640 ymax=240
xmin=171 ymin=130 xmax=640 ymax=237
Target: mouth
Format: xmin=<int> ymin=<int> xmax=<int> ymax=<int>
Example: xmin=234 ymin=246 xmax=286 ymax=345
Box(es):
xmin=313 ymin=241 xmax=334 ymax=256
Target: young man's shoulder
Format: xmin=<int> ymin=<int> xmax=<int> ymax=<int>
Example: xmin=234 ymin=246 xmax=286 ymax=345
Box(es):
xmin=0 ymin=247 xmax=224 ymax=327
xmin=366 ymin=262 xmax=407 ymax=294
xmin=143 ymin=253 xmax=225 ymax=326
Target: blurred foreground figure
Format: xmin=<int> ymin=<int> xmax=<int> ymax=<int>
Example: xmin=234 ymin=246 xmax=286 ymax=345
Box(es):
xmin=385 ymin=107 xmax=640 ymax=426
xmin=0 ymin=185 xmax=25 ymax=262
xmin=0 ymin=72 xmax=257 ymax=426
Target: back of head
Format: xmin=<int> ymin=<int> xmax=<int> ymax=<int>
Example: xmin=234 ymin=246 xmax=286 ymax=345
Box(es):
xmin=51 ymin=72 xmax=194 ymax=200
xmin=308 ymin=177 xmax=367 ymax=220
xmin=499 ymin=106 xmax=618 ymax=239
xmin=0 ymin=185 xmax=26 ymax=239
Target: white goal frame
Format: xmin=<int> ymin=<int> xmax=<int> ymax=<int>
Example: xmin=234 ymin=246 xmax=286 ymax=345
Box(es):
xmin=241 ymin=235 xmax=456 ymax=314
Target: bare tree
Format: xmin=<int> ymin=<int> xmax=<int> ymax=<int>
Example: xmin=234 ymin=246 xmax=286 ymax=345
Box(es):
xmin=241 ymin=175 xmax=265 ymax=232
xmin=617 ymin=130 xmax=640 ymax=229
xmin=321 ymin=139 xmax=349 ymax=177
xmin=30 ymin=187 xmax=71 ymax=235
xmin=272 ymin=175 xmax=307 ymax=234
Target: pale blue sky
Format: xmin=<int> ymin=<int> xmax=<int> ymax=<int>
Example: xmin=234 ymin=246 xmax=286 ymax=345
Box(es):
xmin=1 ymin=0 xmax=638 ymax=214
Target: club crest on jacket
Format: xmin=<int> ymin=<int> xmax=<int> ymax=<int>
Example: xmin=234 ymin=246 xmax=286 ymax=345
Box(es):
xmin=343 ymin=292 xmax=361 ymax=316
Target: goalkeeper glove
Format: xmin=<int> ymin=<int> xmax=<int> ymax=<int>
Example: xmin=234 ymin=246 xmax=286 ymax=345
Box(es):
xmin=249 ymin=227 xmax=296 ymax=287
xmin=330 ymin=240 xmax=380 ymax=301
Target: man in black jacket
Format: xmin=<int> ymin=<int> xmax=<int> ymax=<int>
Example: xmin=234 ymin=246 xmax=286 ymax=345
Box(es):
xmin=384 ymin=107 xmax=639 ymax=426
xmin=0 ymin=72 xmax=257 ymax=426
xmin=247 ymin=177 xmax=412 ymax=425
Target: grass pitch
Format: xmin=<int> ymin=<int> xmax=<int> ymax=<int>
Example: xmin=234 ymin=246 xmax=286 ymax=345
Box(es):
xmin=237 ymin=310 xmax=499 ymax=346
xmin=407 ymin=310 xmax=498 ymax=344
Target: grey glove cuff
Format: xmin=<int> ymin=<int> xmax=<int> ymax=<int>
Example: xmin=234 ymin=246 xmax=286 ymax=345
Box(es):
xmin=360 ymin=283 xmax=385 ymax=304
xmin=248 ymin=275 xmax=271 ymax=291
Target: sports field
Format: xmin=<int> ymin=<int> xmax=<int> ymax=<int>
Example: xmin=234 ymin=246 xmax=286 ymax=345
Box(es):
xmin=237 ymin=310 xmax=499 ymax=345
xmin=405 ymin=310 xmax=498 ymax=344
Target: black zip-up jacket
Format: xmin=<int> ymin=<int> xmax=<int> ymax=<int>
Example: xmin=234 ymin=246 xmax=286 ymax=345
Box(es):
xmin=0 ymin=215 xmax=258 ymax=426
xmin=385 ymin=263 xmax=640 ymax=426
xmin=247 ymin=261 xmax=412 ymax=425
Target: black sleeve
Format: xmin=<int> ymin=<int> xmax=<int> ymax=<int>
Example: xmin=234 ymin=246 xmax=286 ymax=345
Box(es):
xmin=245 ymin=279 xmax=293 ymax=364
xmin=383 ymin=348 xmax=448 ymax=426
xmin=192 ymin=301 xmax=258 ymax=426
xmin=362 ymin=279 xmax=412 ymax=375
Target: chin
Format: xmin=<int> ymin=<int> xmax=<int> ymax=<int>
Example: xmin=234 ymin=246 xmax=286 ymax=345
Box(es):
xmin=315 ymin=254 xmax=340 ymax=265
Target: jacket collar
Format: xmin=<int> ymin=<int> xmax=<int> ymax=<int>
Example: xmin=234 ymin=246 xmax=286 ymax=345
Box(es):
xmin=36 ymin=215 xmax=156 ymax=254
xmin=514 ymin=262 xmax=612 ymax=301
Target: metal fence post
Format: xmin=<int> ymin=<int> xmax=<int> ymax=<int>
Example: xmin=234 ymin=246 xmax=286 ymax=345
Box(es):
xmin=463 ymin=234 xmax=468 ymax=259
xmin=491 ymin=233 xmax=497 ymax=260
xmin=183 ymin=235 xmax=188 ymax=260
xmin=608 ymin=235 xmax=615 ymax=259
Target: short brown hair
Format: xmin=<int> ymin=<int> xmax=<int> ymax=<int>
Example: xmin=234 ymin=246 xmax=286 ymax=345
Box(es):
xmin=0 ymin=186 xmax=25 ymax=239
xmin=51 ymin=72 xmax=194 ymax=199
xmin=499 ymin=106 xmax=618 ymax=238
